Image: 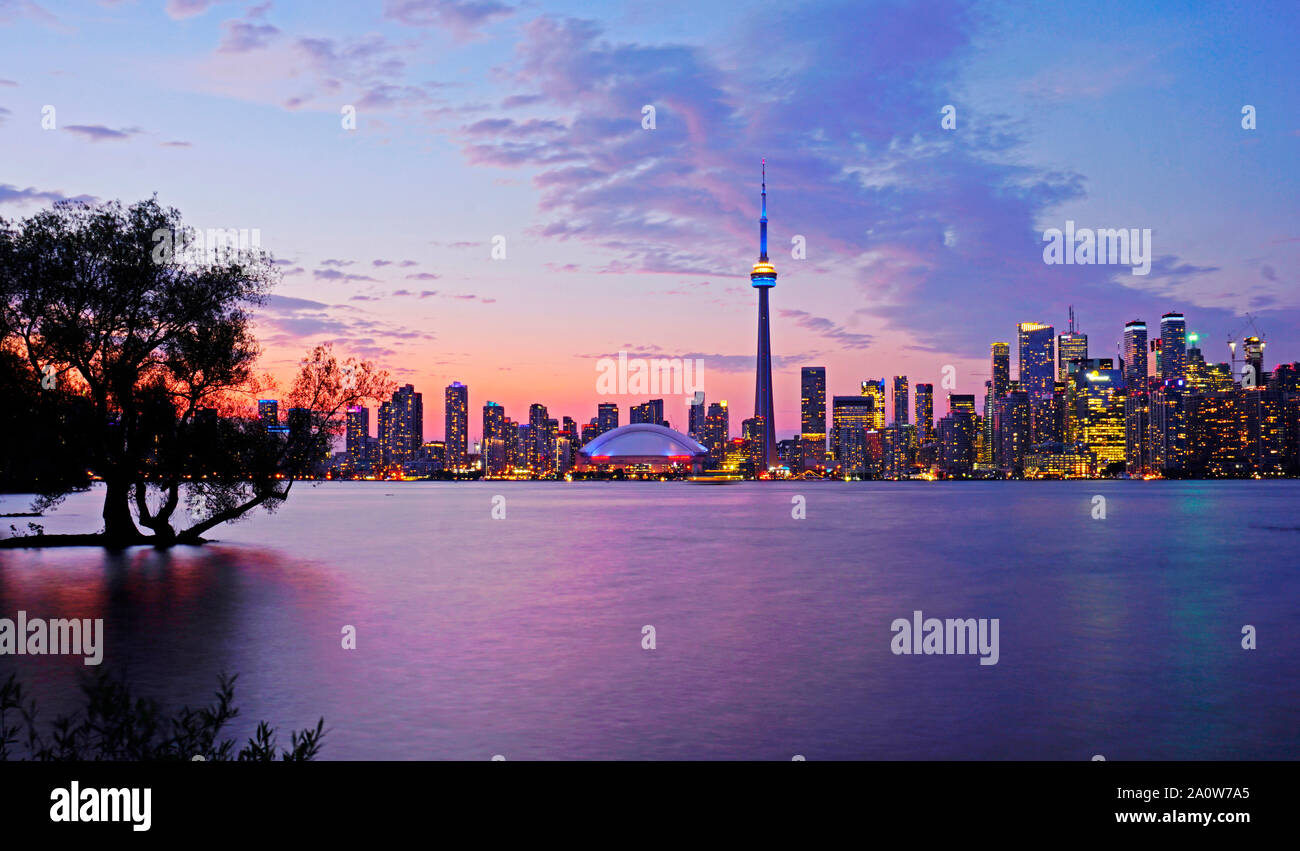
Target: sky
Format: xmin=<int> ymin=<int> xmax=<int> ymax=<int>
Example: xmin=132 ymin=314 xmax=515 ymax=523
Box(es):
xmin=2 ymin=0 xmax=1298 ymax=442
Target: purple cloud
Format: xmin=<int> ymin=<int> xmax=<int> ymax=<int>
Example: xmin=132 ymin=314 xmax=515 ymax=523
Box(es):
xmin=64 ymin=124 xmax=140 ymax=142
xmin=383 ymin=0 xmax=511 ymax=38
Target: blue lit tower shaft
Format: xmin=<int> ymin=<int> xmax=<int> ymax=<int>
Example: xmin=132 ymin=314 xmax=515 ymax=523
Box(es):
xmin=750 ymin=161 xmax=778 ymax=470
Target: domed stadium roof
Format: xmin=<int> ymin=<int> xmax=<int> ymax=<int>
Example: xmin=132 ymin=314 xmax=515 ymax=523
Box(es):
xmin=579 ymin=423 xmax=708 ymax=463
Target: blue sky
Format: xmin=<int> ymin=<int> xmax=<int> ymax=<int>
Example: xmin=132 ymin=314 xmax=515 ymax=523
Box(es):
xmin=2 ymin=0 xmax=1297 ymax=438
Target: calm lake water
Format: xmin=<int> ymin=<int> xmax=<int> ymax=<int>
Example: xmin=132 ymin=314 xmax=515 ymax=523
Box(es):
xmin=1 ymin=481 xmax=1297 ymax=760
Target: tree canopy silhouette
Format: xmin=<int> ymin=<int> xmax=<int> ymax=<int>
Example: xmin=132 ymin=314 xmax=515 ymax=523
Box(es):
xmin=0 ymin=197 xmax=392 ymax=548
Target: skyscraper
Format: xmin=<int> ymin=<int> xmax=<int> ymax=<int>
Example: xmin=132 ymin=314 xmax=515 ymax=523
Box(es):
xmin=915 ymin=383 xmax=934 ymax=442
xmin=258 ymin=399 xmax=279 ymax=429
xmin=800 ymin=367 xmax=827 ymax=470
xmin=1057 ymin=306 xmax=1088 ymax=380
xmin=1160 ymin=312 xmax=1187 ymax=380
xmin=630 ymin=399 xmax=665 ymax=426
xmin=377 ymin=400 xmax=393 ymax=465
xmin=385 ymin=384 xmax=423 ymax=465
xmin=1123 ymin=320 xmax=1148 ymax=387
xmin=704 ymin=400 xmax=730 ymax=466
xmin=1017 ymin=322 xmax=1055 ymax=398
xmin=346 ymin=405 xmax=369 ymax=470
xmin=597 ymin=403 xmax=619 ymax=435
xmin=688 ymin=392 xmax=707 ymax=441
xmin=482 ymin=401 xmax=507 ymax=475
xmin=892 ymin=375 xmax=909 ymax=425
xmin=749 ymin=160 xmax=778 ymax=471
xmin=832 ymin=395 xmax=876 ymax=467
xmin=528 ymin=403 xmax=549 ymax=473
xmin=859 ymin=379 xmax=886 ymax=430
xmin=444 ymin=381 xmax=468 ymax=469
xmin=991 ymin=342 xmax=1011 ymax=399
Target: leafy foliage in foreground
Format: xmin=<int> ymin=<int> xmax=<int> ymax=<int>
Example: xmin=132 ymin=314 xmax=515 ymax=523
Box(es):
xmin=0 ymin=671 xmax=324 ymax=761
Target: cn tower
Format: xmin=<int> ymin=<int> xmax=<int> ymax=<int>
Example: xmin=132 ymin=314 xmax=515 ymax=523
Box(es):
xmin=750 ymin=160 xmax=778 ymax=471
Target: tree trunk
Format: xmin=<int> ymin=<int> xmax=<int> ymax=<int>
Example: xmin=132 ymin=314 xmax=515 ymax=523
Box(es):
xmin=101 ymin=477 xmax=141 ymax=548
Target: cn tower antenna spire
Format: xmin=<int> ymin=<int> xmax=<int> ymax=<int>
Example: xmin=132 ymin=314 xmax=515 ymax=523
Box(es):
xmin=759 ymin=158 xmax=769 ymax=262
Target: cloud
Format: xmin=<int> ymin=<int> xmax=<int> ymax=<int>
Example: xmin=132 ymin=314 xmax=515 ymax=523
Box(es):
xmin=218 ymin=18 xmax=280 ymax=53
xmin=405 ymin=272 xmax=440 ymax=280
xmin=255 ymin=293 xmax=436 ymax=349
xmin=0 ymin=183 xmax=97 ymax=206
xmin=313 ymin=267 xmax=379 ymax=282
xmin=63 ymin=124 xmax=140 ymax=142
xmin=382 ymin=0 xmax=512 ymax=38
xmin=779 ymin=310 xmax=875 ymax=350
xmin=165 ymin=0 xmax=221 ymax=20
xmin=0 ymin=0 xmax=60 ymax=27
xmin=434 ymin=3 xmax=1233 ymax=359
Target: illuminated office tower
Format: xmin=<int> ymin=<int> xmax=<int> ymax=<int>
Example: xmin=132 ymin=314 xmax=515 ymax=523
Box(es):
xmin=544 ymin=418 xmax=560 ymax=473
xmin=561 ymin=416 xmax=579 ymax=468
xmin=832 ymin=395 xmax=875 ymax=464
xmin=1243 ymin=336 xmax=1266 ymax=386
xmin=482 ymin=402 xmax=507 ymax=475
xmin=390 ymin=384 xmax=424 ymax=465
xmin=1160 ymin=312 xmax=1186 ymax=380
xmin=504 ymin=419 xmax=520 ymax=469
xmin=991 ymin=342 xmax=1011 ymax=399
xmin=995 ymin=389 xmax=1031 ymax=470
xmin=1017 ymin=322 xmax=1055 ymax=398
xmin=1150 ymin=378 xmax=1189 ymax=474
xmin=939 ymin=395 xmax=977 ymax=474
xmin=346 ymin=405 xmax=369 ymax=470
xmin=1123 ymin=320 xmax=1148 ymax=386
xmin=980 ymin=381 xmax=995 ymax=466
xmin=1189 ymin=391 xmax=1247 ymax=476
xmin=555 ymin=432 xmax=573 ymax=475
xmin=1124 ymin=385 xmax=1153 ymax=476
xmin=377 ymin=401 xmax=393 ymax=465
xmin=1057 ymin=306 xmax=1088 ymax=380
xmin=528 ymin=403 xmax=550 ymax=472
xmin=859 ymin=379 xmax=886 ymax=430
xmin=444 ymin=382 xmax=469 ymax=469
xmin=258 ymin=399 xmax=279 ymax=429
xmin=1031 ymin=388 xmax=1064 ymax=446
xmin=1242 ymin=387 xmax=1283 ymax=473
xmin=800 ymin=367 xmax=827 ymax=469
xmin=688 ymin=392 xmax=707 ymax=442
xmin=892 ymin=375 xmax=909 ymax=425
xmin=704 ymin=401 xmax=730 ymax=466
xmin=882 ymin=423 xmax=916 ymax=478
xmin=597 ymin=403 xmax=619 ymax=435
xmin=915 ymin=383 xmax=935 ymax=443
xmin=741 ymin=417 xmax=768 ymax=474
xmin=950 ymin=394 xmax=977 ymax=417
xmin=1075 ymin=366 xmax=1125 ymax=469
xmin=749 ymin=160 xmax=779 ymax=471
xmin=630 ymin=399 xmax=665 ymax=426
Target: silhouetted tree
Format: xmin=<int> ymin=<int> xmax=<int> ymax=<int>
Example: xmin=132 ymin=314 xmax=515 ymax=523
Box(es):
xmin=0 ymin=198 xmax=392 ymax=548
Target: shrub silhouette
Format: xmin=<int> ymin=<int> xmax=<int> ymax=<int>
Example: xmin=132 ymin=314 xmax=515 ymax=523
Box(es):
xmin=0 ymin=671 xmax=324 ymax=761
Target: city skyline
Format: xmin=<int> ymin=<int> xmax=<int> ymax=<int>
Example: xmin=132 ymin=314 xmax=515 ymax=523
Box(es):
xmin=314 ymin=295 xmax=1298 ymax=483
xmin=2 ymin=1 xmax=1298 ymax=440
xmin=309 ymin=303 xmax=1291 ymax=449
